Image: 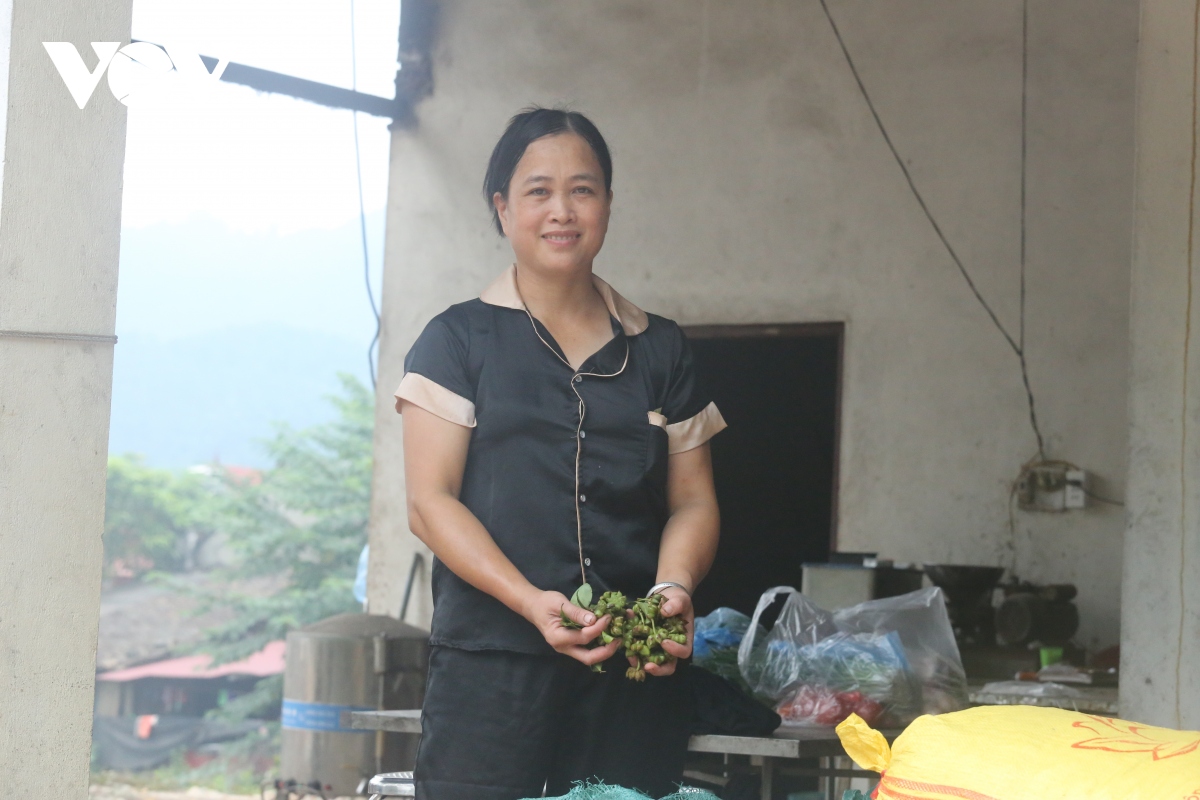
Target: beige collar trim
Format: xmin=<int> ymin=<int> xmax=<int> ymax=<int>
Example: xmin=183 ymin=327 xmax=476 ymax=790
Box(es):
xmin=479 ymin=264 xmax=649 ymax=336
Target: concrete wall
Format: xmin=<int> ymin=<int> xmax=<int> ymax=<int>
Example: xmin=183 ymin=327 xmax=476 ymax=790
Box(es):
xmin=1120 ymin=0 xmax=1200 ymax=729
xmin=0 ymin=1 xmax=131 ymax=795
xmin=369 ymin=0 xmax=1138 ymax=652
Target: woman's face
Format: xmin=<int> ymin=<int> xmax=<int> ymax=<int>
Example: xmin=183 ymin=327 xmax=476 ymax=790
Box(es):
xmin=493 ymin=132 xmax=612 ymax=275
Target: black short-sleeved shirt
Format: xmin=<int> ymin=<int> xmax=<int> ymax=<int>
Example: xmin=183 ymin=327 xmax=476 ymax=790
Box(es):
xmin=395 ymin=265 xmax=727 ymax=654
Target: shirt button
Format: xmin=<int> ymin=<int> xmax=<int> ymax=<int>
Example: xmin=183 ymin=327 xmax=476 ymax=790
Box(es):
xmin=574 ymin=375 xmax=582 ymax=383
xmin=579 ymin=430 xmax=586 ymax=439
xmin=584 ymin=558 xmax=592 ymax=567
xmin=580 ymin=494 xmax=587 ymax=503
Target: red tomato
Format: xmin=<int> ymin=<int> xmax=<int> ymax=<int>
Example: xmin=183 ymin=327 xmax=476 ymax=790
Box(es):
xmin=779 ymin=685 xmax=884 ymax=727
xmin=851 ymin=696 xmax=884 ymax=725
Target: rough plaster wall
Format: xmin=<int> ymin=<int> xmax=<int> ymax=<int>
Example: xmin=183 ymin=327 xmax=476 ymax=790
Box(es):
xmin=369 ymin=0 xmax=1137 ymax=651
xmin=1121 ymin=0 xmax=1200 ymax=729
xmin=0 ymin=0 xmax=131 ymax=795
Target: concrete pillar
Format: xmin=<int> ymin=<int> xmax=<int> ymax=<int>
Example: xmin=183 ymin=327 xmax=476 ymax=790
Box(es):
xmin=1121 ymin=0 xmax=1200 ymax=728
xmin=365 ymin=131 xmax=443 ymax=626
xmin=0 ymin=0 xmax=131 ymax=795
xmin=366 ymin=0 xmax=437 ymax=626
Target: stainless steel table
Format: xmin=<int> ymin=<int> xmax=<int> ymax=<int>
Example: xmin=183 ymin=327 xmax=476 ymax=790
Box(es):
xmin=967 ymin=683 xmax=1119 ymax=715
xmin=342 ymin=709 xmax=890 ymax=800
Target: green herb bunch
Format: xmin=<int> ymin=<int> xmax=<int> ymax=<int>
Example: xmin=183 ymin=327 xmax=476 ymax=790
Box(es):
xmin=561 ymin=584 xmax=688 ymax=682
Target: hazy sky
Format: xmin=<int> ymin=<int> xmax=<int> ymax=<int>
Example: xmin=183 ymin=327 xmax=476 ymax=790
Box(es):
xmin=106 ymin=2 xmax=399 ymax=465
xmin=115 ymin=0 xmax=398 ymax=342
xmin=124 ymin=0 xmax=397 ymax=233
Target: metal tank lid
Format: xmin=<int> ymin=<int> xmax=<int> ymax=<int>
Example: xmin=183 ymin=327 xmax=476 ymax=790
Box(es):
xmin=294 ymin=612 xmax=427 ymax=640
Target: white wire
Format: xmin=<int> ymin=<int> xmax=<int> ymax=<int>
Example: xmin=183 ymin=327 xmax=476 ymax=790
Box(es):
xmin=351 ymin=0 xmax=382 ymax=389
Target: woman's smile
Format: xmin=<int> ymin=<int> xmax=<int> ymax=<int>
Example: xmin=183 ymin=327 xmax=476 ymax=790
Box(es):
xmin=492 ymin=132 xmax=611 ymax=273
xmin=542 ymin=230 xmax=582 ymax=246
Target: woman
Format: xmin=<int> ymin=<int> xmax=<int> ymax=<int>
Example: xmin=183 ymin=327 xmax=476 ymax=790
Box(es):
xmin=395 ymin=107 xmax=726 ymax=800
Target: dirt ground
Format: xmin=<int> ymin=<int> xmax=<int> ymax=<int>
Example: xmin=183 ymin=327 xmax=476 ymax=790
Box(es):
xmin=90 ymin=785 xmax=259 ymax=800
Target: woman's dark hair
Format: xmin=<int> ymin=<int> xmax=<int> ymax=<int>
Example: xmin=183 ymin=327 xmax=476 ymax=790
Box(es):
xmin=483 ymin=106 xmax=613 ymax=236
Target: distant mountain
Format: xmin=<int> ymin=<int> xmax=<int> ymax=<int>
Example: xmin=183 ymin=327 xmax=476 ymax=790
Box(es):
xmin=116 ymin=212 xmax=385 ymax=344
xmin=108 ymin=324 xmax=370 ymax=468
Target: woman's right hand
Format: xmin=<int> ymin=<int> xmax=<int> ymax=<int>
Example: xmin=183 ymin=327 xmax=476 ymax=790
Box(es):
xmin=522 ymin=590 xmax=622 ymax=666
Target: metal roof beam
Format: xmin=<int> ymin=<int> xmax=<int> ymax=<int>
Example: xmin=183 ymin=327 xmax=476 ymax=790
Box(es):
xmin=199 ymin=55 xmax=402 ymax=119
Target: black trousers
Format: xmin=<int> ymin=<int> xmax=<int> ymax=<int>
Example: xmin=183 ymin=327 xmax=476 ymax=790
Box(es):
xmin=414 ymin=646 xmax=692 ymax=800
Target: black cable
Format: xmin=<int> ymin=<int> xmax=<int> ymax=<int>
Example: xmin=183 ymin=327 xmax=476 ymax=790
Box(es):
xmin=818 ymin=0 xmax=1047 ymax=459
xmin=1019 ymin=361 xmax=1046 ymax=460
xmin=351 ymin=0 xmax=382 ymax=389
xmin=1017 ymin=0 xmax=1047 ymax=460
xmin=1020 ymin=0 xmax=1028 ymax=354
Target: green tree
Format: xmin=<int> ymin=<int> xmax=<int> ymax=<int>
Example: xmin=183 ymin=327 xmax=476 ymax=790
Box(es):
xmin=197 ymin=374 xmax=374 ymax=661
xmin=103 ymin=455 xmax=224 ymax=579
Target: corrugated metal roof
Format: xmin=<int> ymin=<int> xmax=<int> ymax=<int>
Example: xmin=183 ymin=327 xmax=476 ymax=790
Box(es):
xmin=96 ymin=640 xmax=285 ymax=682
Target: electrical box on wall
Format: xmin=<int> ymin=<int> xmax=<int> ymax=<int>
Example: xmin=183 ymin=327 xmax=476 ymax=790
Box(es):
xmin=1063 ymin=469 xmax=1087 ymax=509
xmin=1017 ymin=464 xmax=1088 ymax=511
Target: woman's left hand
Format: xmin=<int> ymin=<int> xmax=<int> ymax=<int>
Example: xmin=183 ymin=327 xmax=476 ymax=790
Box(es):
xmin=635 ymin=585 xmax=693 ymax=677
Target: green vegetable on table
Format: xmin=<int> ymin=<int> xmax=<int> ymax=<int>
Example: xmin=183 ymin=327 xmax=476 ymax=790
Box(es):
xmin=560 ymin=583 xmax=688 ymax=681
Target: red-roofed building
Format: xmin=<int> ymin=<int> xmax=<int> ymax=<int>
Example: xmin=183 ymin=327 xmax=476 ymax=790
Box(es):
xmin=97 ymin=640 xmax=285 ymax=683
xmin=93 ymin=641 xmax=285 ymax=718
xmin=221 ymin=465 xmax=263 ymax=487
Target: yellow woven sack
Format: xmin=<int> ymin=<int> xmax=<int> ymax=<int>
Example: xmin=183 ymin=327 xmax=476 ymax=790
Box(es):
xmin=836 ymin=706 xmax=1200 ymax=800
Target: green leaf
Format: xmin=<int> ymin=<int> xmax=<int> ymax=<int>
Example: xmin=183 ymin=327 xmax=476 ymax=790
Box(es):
xmin=570 ymin=582 xmax=593 ymax=609
xmin=116 ymin=373 xmax=375 ymax=665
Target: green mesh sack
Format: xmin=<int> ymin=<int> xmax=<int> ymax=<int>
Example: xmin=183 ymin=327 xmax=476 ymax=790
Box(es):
xmin=531 ymin=780 xmax=721 ymax=800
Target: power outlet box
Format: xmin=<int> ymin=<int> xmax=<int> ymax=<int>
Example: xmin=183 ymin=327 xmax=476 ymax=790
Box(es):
xmin=1017 ymin=464 xmax=1088 ymax=511
xmin=1064 ymin=469 xmax=1087 ymax=509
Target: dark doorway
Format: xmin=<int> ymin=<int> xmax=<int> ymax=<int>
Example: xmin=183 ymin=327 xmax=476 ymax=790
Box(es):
xmin=686 ymin=324 xmax=842 ymax=617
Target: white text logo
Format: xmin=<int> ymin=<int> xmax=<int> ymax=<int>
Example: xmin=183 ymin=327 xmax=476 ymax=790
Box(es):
xmin=42 ymin=41 xmax=230 ymax=109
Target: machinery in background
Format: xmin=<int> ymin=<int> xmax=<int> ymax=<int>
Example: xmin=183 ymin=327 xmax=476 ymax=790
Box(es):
xmin=922 ymin=565 xmax=1005 ymax=648
xmin=995 ymin=583 xmax=1079 ymax=649
xmin=801 ymin=553 xmax=925 ymax=610
xmin=767 ymin=554 xmax=1086 ymax=681
xmin=923 ymin=564 xmax=1081 ymax=680
xmin=280 ymin=613 xmax=428 ymax=797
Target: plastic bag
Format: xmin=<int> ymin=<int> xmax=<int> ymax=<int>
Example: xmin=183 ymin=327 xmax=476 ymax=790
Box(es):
xmin=693 ymin=607 xmax=753 ymax=658
xmin=773 ymin=631 xmax=909 ymax=726
xmin=738 ymin=586 xmax=966 ymax=727
xmin=831 ymin=587 xmax=966 ymax=718
xmin=837 ymin=707 xmax=1200 ymax=799
xmin=692 ymin=607 xmax=763 ymax=690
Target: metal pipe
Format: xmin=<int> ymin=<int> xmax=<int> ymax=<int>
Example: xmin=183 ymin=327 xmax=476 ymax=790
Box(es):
xmin=203 ymin=57 xmax=401 ymax=118
xmin=399 ymin=553 xmax=424 ymax=623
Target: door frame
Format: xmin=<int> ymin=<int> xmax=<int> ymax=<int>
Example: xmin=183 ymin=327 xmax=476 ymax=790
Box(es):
xmin=681 ymin=322 xmax=845 ymax=554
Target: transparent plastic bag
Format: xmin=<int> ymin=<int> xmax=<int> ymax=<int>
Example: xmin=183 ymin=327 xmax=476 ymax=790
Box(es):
xmin=693 ymin=607 xmax=762 ymax=690
xmin=832 ymin=588 xmax=969 ymax=718
xmin=738 ymin=586 xmax=967 ymax=727
xmin=693 ymin=607 xmax=753 ymax=658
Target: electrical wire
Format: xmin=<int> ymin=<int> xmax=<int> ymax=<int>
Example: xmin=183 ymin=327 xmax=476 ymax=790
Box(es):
xmin=1019 ymin=0 xmax=1028 ymax=357
xmin=351 ymin=0 xmax=382 ymax=389
xmin=1016 ymin=0 xmax=1046 ymax=461
xmin=817 ymin=0 xmax=1046 ymax=460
